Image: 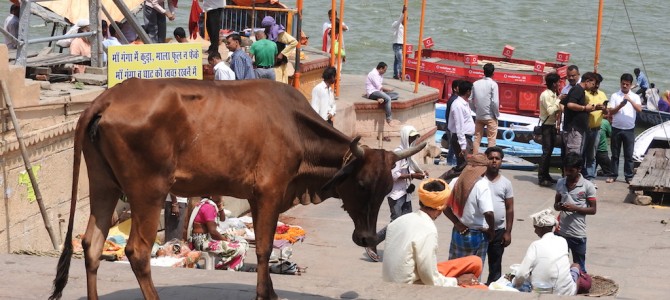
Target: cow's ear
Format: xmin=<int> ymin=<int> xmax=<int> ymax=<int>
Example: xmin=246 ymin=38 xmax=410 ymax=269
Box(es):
xmin=321 ymin=158 xmax=357 ymax=193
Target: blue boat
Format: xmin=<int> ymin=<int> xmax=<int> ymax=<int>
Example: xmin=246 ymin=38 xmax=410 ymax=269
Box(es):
xmin=434 ymin=131 xmax=540 ymax=171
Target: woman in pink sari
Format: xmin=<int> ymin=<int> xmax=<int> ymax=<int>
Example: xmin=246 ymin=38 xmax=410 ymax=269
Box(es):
xmin=186 ymin=197 xmax=248 ymax=270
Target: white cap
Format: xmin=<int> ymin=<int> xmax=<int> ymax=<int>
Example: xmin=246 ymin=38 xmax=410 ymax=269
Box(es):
xmin=76 ymin=19 xmax=90 ymax=27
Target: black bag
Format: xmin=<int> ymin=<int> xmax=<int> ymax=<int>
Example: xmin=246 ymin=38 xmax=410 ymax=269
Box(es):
xmin=406 ymin=183 xmax=416 ymax=194
xmin=533 ymin=117 xmax=548 ymax=135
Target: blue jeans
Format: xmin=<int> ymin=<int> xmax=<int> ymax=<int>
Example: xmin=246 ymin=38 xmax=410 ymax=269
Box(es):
xmin=582 ymin=128 xmax=600 ymax=180
xmin=610 ymin=127 xmax=635 ymax=180
xmin=560 ymin=235 xmax=587 ymax=273
xmin=369 ymin=91 xmax=399 ymax=120
xmin=392 ymin=43 xmax=403 ymax=78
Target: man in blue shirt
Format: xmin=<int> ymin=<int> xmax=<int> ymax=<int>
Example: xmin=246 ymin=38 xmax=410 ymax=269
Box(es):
xmin=633 ymin=68 xmax=649 ymax=104
xmin=225 ymin=33 xmax=256 ymax=80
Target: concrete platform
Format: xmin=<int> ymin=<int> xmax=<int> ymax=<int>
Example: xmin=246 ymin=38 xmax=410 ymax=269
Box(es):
xmin=3 ymin=160 xmax=669 ymax=299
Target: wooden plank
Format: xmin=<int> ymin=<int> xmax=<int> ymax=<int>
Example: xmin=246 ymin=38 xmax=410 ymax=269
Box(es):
xmin=630 ymin=148 xmax=670 ymax=192
xmin=25 ymin=53 xmax=89 ymax=67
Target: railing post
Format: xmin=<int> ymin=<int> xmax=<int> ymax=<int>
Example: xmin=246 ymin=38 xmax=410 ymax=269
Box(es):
xmin=15 ymin=0 xmax=32 ymax=66
xmin=89 ymin=0 xmax=101 ymax=67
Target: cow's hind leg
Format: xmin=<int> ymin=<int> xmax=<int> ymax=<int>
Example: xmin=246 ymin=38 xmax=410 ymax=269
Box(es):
xmin=250 ymin=195 xmax=282 ymax=300
xmin=81 ymin=173 xmax=122 ymax=300
xmin=124 ymin=183 xmax=166 ymax=300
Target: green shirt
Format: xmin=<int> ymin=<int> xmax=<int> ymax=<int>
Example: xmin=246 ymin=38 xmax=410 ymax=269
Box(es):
xmin=598 ymin=119 xmax=611 ymax=152
xmin=249 ymin=39 xmax=277 ymax=68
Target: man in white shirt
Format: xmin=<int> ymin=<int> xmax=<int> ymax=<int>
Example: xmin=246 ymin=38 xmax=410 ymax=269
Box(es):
xmin=606 ymin=73 xmax=642 ymax=184
xmin=391 ymin=5 xmax=406 ymax=80
xmin=444 ymin=154 xmax=494 ymax=264
xmin=143 ymin=0 xmax=176 ymax=43
xmin=513 ymin=209 xmax=590 ymax=295
xmin=310 ymin=67 xmax=337 ymax=125
xmin=447 ymin=80 xmax=475 ymax=174
xmin=382 ymin=179 xmax=483 ymax=288
xmin=365 ymin=125 xmax=428 ymax=262
xmin=322 ymin=9 xmax=349 ymax=36
xmin=201 ymin=0 xmax=226 ymax=53
xmin=366 ymin=62 xmax=398 ymax=125
xmin=207 ymin=52 xmax=235 ymax=81
xmin=471 ymin=63 xmax=500 ymax=154
xmin=3 ymin=4 xmax=19 ymax=49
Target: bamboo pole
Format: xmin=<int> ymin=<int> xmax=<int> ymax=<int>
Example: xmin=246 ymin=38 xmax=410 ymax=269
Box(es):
xmin=401 ymin=0 xmax=408 ymax=81
xmin=413 ymin=0 xmax=427 ymax=93
xmin=293 ymin=0 xmax=303 ymax=89
xmin=330 ymin=0 xmax=336 ymax=66
xmin=594 ymin=0 xmax=604 ymax=73
xmin=335 ymin=0 xmax=345 ymax=97
xmin=1 ymin=80 xmax=59 ymax=250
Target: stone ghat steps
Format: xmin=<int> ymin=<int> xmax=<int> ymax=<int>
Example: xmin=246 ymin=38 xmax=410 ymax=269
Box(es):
xmin=1 ymin=45 xmax=42 ymax=108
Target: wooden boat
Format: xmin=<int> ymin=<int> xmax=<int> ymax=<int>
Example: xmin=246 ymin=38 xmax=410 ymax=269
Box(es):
xmin=636 ymin=107 xmax=670 ymax=127
xmin=633 ymin=120 xmax=670 ymax=163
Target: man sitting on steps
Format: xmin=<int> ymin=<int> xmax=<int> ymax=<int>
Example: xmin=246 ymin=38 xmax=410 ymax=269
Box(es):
xmin=366 ymin=62 xmax=398 ymax=127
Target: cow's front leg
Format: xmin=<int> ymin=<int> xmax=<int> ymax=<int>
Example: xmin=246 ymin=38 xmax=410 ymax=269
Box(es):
xmin=250 ymin=198 xmax=280 ymax=300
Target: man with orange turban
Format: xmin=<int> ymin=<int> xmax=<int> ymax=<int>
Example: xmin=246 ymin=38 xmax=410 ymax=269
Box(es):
xmin=382 ymin=179 xmax=484 ymax=288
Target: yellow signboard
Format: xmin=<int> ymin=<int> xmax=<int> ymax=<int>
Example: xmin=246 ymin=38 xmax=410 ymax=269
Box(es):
xmin=107 ymin=43 xmax=203 ymax=87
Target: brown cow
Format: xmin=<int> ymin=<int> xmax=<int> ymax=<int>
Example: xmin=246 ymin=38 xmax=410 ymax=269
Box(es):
xmin=49 ymin=78 xmax=426 ymax=300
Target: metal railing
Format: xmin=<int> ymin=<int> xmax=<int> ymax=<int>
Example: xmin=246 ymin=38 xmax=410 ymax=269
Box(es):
xmin=222 ymin=5 xmax=297 ymax=36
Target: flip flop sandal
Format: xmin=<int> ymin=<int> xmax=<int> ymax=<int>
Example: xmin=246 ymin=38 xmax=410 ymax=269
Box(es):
xmin=270 ymin=261 xmax=299 ymax=275
xmin=365 ymin=247 xmax=380 ymax=262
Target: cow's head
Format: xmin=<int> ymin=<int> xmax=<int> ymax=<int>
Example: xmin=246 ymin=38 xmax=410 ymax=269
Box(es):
xmin=322 ymin=137 xmax=426 ymax=247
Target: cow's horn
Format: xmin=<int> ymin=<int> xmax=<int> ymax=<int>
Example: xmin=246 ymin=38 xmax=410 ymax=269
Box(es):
xmin=350 ymin=136 xmax=365 ymax=158
xmin=394 ymin=142 xmax=427 ymax=161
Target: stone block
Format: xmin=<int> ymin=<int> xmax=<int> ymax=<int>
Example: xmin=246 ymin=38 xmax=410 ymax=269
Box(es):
xmin=73 ymin=73 xmax=108 ymax=86
xmin=634 ymin=195 xmax=652 ymax=206
xmin=85 ymin=66 xmax=107 ymax=75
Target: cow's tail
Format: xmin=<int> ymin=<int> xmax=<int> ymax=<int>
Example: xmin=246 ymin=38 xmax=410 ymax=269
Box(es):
xmin=49 ymin=100 xmax=105 ymax=300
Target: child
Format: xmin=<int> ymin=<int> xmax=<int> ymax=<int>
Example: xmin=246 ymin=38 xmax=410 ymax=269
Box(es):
xmin=554 ymin=152 xmax=597 ymax=272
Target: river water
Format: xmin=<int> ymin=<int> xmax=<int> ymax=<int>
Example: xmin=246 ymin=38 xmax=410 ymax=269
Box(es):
xmin=3 ymin=0 xmax=666 ymax=94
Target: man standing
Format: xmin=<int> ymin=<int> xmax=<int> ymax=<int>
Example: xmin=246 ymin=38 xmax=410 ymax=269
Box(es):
xmin=560 ymin=72 xmax=598 ymax=161
xmin=447 ymin=81 xmax=475 ymax=175
xmin=633 ymin=68 xmax=649 ymax=104
xmin=249 ymin=30 xmax=278 ymax=80
xmin=207 ymin=52 xmax=235 ymax=81
xmin=201 ymin=0 xmax=226 ymax=53
xmin=382 ymin=179 xmax=484 ymax=288
xmin=483 ymin=146 xmax=514 ymax=285
xmin=366 ymin=62 xmax=398 ymax=126
xmin=391 ymin=5 xmax=407 ymax=80
xmin=471 ymin=63 xmax=500 ymax=154
xmin=561 ymin=65 xmax=581 ymax=96
xmin=442 ymin=80 xmax=462 ymax=166
xmin=310 ymin=67 xmax=337 ymax=125
xmin=538 ymin=73 xmax=561 ymax=186
xmin=583 ymin=73 xmax=607 ymax=184
xmin=322 ymin=9 xmax=349 ymax=37
xmin=365 ymin=125 xmax=427 ymax=262
xmin=554 ymin=152 xmax=597 ymax=272
xmin=143 ymin=0 xmax=175 ymax=43
xmin=225 ymin=33 xmax=256 ymax=80
xmin=606 ymin=73 xmax=642 ymax=184
xmin=3 ymin=4 xmax=19 ymax=49
xmin=444 ymin=154 xmax=494 ymax=264
xmin=261 ymin=16 xmax=298 ymax=84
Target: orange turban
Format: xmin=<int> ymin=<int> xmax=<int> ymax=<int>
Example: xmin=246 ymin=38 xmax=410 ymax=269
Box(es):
xmin=418 ymin=179 xmax=451 ymax=211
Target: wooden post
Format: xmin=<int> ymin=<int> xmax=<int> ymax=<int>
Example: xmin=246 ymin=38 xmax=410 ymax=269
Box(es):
xmin=293 ymin=0 xmax=303 ymax=89
xmin=401 ymin=0 xmax=408 ymax=81
xmin=112 ymin=0 xmax=151 ymax=44
xmin=14 ymin=0 xmax=32 ymax=66
xmin=90 ymin=0 xmax=101 ymax=67
xmin=413 ymin=0 xmax=426 ymax=93
xmin=335 ymin=0 xmax=345 ymax=97
xmin=1 ymin=80 xmax=60 ymax=250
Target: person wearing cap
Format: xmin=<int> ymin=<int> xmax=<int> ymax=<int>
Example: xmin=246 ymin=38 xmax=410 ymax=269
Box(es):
xmin=443 ymin=153 xmax=494 ymax=264
xmin=365 ymin=125 xmax=428 ymax=262
xmin=512 ymin=209 xmax=591 ymax=295
xmin=143 ymin=0 xmax=176 ymax=43
xmin=261 ymin=16 xmax=298 ymax=84
xmin=382 ymin=179 xmax=484 ymax=288
xmin=69 ymin=20 xmax=92 ymax=74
